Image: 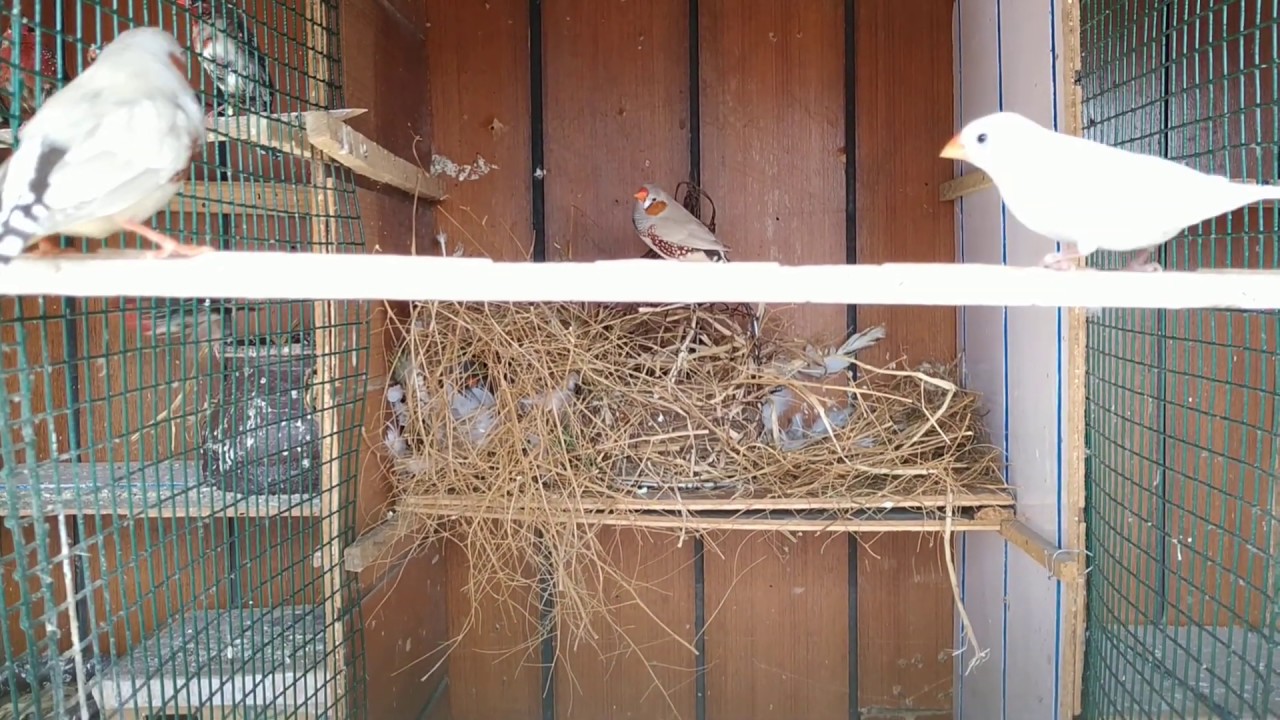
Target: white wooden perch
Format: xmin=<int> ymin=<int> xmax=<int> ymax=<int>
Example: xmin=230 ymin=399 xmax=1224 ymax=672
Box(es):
xmin=5 ymin=252 xmax=1280 ymax=309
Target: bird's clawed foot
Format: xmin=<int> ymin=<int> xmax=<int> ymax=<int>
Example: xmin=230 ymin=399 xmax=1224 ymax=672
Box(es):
xmin=1040 ymin=250 xmax=1083 ymax=271
xmin=24 ymin=238 xmax=80 ymax=258
xmin=121 ymin=221 xmax=214 ymax=259
xmin=1124 ymin=249 xmax=1163 ymax=272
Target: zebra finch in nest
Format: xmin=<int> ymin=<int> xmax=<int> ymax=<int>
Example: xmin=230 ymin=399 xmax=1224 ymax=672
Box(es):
xmin=943 ymin=111 xmax=1280 ymax=272
xmin=632 ymin=183 xmax=730 ymax=263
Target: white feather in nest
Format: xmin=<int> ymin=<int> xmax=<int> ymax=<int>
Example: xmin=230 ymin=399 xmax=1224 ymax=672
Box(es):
xmin=759 ymin=324 xmax=888 ymax=452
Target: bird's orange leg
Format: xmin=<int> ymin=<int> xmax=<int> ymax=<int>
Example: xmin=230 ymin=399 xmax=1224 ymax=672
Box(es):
xmin=1124 ymin=248 xmax=1162 ymax=272
xmin=120 ymin=221 xmax=213 ymax=259
xmin=1041 ymin=248 xmax=1085 ymax=271
xmin=23 ymin=237 xmax=80 ymax=258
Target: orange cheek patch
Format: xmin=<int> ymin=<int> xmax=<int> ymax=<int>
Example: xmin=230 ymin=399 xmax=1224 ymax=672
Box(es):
xmin=644 ymin=200 xmax=667 ymax=217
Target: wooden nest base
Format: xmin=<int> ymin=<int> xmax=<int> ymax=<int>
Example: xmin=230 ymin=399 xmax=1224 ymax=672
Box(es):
xmin=370 ymin=301 xmax=1007 ymax=659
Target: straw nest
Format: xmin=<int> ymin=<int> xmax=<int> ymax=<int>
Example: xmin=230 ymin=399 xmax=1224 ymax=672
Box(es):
xmin=378 ymin=299 xmax=1004 ymax=669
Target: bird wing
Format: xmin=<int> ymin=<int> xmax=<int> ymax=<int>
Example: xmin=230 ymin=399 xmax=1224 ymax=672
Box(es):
xmin=1 ymin=86 xmax=197 ymax=231
xmin=654 ymin=203 xmax=728 ymax=252
xmin=1001 ymin=131 xmax=1268 ymax=247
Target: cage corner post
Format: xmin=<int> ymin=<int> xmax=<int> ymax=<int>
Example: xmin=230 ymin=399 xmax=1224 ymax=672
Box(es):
xmin=1058 ymin=0 xmax=1089 ymax=717
xmin=304 ymin=0 xmax=353 ymax=716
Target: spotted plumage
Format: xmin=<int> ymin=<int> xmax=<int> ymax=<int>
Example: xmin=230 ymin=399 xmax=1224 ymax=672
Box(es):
xmin=0 ymin=27 xmax=209 ymax=264
xmin=632 ymin=183 xmax=729 ymax=262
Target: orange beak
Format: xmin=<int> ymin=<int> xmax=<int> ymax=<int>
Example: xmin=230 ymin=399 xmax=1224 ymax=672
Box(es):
xmin=633 ymin=187 xmax=649 ymax=201
xmin=939 ymin=134 xmax=967 ymax=161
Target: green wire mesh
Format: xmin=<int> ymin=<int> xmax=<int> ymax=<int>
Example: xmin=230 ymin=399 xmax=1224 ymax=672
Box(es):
xmin=1081 ymin=0 xmax=1280 ymax=716
xmin=0 ymin=1 xmax=368 ymax=718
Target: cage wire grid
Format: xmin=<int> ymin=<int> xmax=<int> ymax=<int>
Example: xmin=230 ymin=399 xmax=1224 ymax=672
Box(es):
xmin=0 ymin=0 xmax=369 ymax=718
xmin=1081 ymin=0 xmax=1280 ymax=717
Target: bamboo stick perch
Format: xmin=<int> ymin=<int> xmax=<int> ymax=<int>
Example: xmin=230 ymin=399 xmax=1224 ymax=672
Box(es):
xmin=5 ymin=252 xmax=1280 ymax=309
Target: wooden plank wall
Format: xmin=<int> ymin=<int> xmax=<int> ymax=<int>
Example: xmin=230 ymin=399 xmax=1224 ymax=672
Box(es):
xmin=338 ymin=0 xmax=455 ymax=716
xmin=421 ymin=2 xmax=957 ymax=718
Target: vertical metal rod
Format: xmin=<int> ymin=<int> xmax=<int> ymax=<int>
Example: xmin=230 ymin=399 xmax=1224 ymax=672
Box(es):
xmin=1155 ymin=0 xmax=1172 ymax=626
xmin=687 ymin=3 xmax=708 ymax=719
xmin=530 ymin=0 xmax=547 ymax=263
xmin=843 ymin=2 xmax=860 ymax=718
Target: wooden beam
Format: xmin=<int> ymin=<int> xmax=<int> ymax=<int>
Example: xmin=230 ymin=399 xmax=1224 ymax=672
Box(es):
xmin=939 ymin=170 xmax=993 ymax=201
xmin=400 ymin=490 xmax=1014 ymax=514
xmin=168 ymin=180 xmax=311 ymax=216
xmin=341 ymin=513 xmax=424 ymax=572
xmin=304 ymin=113 xmax=446 ymax=200
xmin=0 ymin=109 xmax=367 ymax=152
xmin=999 ymin=517 xmax=1084 ymax=582
xmin=391 ymin=505 xmax=1015 ymax=533
xmin=8 ymin=253 xmax=1280 ymax=310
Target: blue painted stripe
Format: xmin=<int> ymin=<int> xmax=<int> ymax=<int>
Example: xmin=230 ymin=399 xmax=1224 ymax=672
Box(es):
xmin=995 ymin=1 xmax=1010 ymax=718
xmin=1047 ymin=1 xmax=1064 ymax=718
xmin=956 ymin=4 xmax=967 ymax=717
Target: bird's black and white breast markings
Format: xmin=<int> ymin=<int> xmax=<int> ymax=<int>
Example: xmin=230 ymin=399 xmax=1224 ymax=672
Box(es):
xmin=0 ymin=142 xmax=68 ymax=262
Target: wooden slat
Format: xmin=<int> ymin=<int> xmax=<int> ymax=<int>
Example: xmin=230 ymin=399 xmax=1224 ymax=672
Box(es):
xmin=543 ymin=0 xmax=690 ymax=262
xmin=0 ymin=461 xmax=321 ymax=517
xmin=1060 ymin=0 xmax=1088 ymax=713
xmin=423 ymin=1 xmax=540 ymax=717
xmin=425 ymin=0 xmax=532 ymax=261
xmin=167 ymin=181 xmax=312 ymax=216
xmin=401 ymin=490 xmax=1013 ymax=513
xmin=394 ymin=509 xmax=1011 ymax=534
xmin=699 ymin=1 xmax=850 ymax=717
xmin=852 ymin=1 xmax=958 ymax=715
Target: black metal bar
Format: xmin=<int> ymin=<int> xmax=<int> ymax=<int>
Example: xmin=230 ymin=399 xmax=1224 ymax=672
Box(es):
xmin=693 ymin=538 xmax=707 ymax=720
xmin=538 ymin=535 xmax=556 ymax=720
xmin=844 ymin=3 xmax=860 ymax=715
xmin=687 ymin=3 xmax=709 ymax=720
xmin=688 ymin=0 xmax=701 ymax=187
xmin=530 ymin=0 xmax=547 ymax=263
xmin=1154 ymin=0 xmax=1172 ymax=626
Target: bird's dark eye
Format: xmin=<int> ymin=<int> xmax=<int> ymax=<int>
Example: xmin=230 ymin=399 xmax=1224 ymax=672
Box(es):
xmin=977 ymin=133 xmax=989 ymax=144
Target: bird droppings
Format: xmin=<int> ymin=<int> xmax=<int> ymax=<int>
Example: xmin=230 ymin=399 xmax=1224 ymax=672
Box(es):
xmin=430 ymin=153 xmax=498 ymax=182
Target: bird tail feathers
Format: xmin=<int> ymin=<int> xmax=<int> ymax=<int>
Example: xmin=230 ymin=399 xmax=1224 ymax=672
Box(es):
xmin=0 ymin=229 xmax=32 ymax=265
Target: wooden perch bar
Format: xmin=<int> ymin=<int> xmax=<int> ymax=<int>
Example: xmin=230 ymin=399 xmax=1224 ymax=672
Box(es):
xmin=342 ymin=513 xmax=424 ymax=572
xmin=167 ymin=181 xmax=311 ymax=216
xmin=999 ymin=517 xmax=1082 ymax=581
xmin=0 ymin=109 xmax=367 ymax=152
xmin=940 ymin=170 xmax=994 ymax=201
xmin=304 ymin=113 xmax=445 ymax=200
xmin=7 ymin=252 xmax=1280 ymax=310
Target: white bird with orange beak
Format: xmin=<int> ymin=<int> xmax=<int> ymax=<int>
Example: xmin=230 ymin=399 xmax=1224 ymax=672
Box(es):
xmin=940 ymin=111 xmax=1280 ymax=271
xmin=632 ymin=183 xmax=730 ymax=262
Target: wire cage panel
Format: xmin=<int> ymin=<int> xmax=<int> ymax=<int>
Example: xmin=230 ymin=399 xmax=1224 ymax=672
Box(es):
xmin=1081 ymin=1 xmax=1280 ymax=717
xmin=0 ymin=0 xmax=371 ymax=717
